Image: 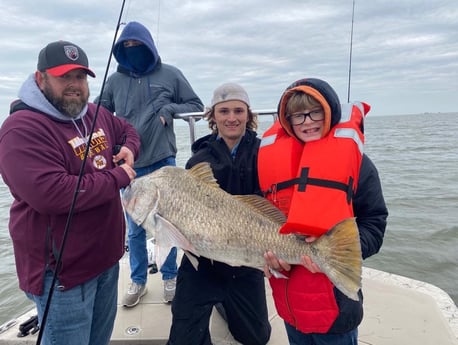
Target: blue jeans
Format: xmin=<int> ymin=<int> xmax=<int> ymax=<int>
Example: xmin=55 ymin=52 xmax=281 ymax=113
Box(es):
xmin=284 ymin=322 xmax=358 ymax=345
xmin=26 ymin=263 xmax=119 ymax=345
xmin=127 ymin=157 xmax=178 ymax=284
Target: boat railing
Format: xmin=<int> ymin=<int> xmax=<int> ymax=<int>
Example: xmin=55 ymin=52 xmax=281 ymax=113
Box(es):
xmin=176 ymin=109 xmax=278 ymax=144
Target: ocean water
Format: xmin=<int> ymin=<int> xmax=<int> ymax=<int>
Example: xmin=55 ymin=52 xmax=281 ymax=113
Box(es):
xmin=0 ymin=112 xmax=457 ymax=326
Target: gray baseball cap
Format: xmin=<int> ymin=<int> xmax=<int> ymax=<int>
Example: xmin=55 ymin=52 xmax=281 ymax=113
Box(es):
xmin=37 ymin=40 xmax=96 ymax=77
xmin=211 ymin=83 xmax=250 ymax=107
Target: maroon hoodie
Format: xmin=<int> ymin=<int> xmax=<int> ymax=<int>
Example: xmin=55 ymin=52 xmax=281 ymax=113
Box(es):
xmin=0 ymin=102 xmax=140 ymax=295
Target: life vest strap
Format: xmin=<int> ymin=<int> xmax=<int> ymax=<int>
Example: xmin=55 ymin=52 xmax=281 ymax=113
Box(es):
xmin=266 ymin=168 xmax=354 ymax=204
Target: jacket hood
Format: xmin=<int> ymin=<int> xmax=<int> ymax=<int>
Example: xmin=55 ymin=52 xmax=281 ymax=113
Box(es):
xmin=190 ymin=129 xmax=258 ymax=154
xmin=113 ymin=21 xmax=160 ymax=75
xmin=13 ymin=74 xmax=87 ymax=121
xmin=277 ymin=78 xmax=341 ymax=138
xmin=191 ymin=133 xmax=214 ymax=154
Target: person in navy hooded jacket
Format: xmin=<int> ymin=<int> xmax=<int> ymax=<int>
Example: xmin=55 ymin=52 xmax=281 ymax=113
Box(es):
xmin=96 ymin=21 xmax=203 ymax=306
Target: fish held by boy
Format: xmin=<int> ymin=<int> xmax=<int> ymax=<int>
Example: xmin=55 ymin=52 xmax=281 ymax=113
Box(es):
xmin=122 ymin=162 xmax=362 ymax=301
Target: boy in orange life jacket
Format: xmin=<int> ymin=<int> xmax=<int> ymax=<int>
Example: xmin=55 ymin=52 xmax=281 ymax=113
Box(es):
xmin=259 ymin=78 xmax=388 ymax=344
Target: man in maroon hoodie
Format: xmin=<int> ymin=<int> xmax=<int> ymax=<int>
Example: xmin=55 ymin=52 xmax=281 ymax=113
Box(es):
xmin=0 ymin=40 xmax=140 ymax=345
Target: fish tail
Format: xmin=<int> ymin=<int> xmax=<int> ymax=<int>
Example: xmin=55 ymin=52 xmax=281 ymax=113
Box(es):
xmin=314 ymin=217 xmax=362 ymax=301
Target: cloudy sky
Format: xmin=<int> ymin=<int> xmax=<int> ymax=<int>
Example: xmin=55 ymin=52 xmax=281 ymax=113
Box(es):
xmin=0 ymin=0 xmax=457 ymax=121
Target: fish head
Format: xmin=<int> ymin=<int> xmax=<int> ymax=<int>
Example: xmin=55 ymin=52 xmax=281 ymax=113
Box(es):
xmin=122 ymin=174 xmax=159 ymax=226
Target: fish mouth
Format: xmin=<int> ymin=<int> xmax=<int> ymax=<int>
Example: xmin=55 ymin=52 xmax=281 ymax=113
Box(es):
xmin=122 ymin=186 xmax=144 ymax=226
xmin=121 ymin=179 xmax=159 ymax=226
xmin=122 ymin=185 xmax=134 ymax=212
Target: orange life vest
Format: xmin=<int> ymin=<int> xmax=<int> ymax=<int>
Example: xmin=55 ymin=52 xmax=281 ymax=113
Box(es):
xmin=258 ymin=102 xmax=368 ymax=333
xmin=259 ymin=102 xmax=368 ymax=237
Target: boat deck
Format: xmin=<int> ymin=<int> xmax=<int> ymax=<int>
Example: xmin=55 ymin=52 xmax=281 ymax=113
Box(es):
xmin=1 ymin=251 xmax=457 ymax=345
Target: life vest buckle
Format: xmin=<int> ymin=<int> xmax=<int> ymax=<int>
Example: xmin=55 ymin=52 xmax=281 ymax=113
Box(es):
xmin=271 ymin=183 xmax=278 ymax=204
xmin=264 ymin=183 xmax=279 ymax=205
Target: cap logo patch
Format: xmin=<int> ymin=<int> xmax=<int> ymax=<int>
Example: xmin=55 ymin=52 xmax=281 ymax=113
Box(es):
xmin=64 ymin=45 xmax=79 ymax=61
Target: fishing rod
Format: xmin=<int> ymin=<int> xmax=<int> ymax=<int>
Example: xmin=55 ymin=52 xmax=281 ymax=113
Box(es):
xmin=35 ymin=1 xmax=127 ymax=343
xmin=347 ymin=0 xmax=355 ymax=103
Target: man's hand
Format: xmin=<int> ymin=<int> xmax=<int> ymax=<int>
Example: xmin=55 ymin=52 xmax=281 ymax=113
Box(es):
xmin=263 ymin=251 xmax=291 ymax=278
xmin=119 ymin=164 xmax=136 ymax=181
xmin=264 ymin=234 xmax=322 ymax=277
xmin=300 ymin=236 xmax=321 ymax=273
xmin=300 ymin=255 xmax=321 ymax=273
xmin=113 ymin=146 xmax=135 ymax=167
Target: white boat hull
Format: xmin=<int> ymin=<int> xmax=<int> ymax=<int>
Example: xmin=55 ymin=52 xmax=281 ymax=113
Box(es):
xmin=1 ymin=251 xmax=457 ymax=345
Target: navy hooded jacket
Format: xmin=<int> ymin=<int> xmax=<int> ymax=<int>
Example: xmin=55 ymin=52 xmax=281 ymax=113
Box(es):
xmin=96 ymin=21 xmax=203 ymax=168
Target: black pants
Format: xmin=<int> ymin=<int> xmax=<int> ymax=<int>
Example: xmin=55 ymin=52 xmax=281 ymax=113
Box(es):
xmin=167 ymin=255 xmax=271 ymax=345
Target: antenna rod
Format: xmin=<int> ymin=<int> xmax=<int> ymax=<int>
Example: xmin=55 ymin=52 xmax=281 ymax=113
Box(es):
xmin=347 ymin=0 xmax=355 ymax=103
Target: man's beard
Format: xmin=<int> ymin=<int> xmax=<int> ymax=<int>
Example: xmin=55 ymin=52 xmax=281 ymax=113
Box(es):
xmin=42 ymin=80 xmax=90 ymax=118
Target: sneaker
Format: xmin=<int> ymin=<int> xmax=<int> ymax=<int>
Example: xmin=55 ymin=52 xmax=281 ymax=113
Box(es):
xmin=163 ymin=277 xmax=176 ymax=303
xmin=122 ymin=282 xmax=147 ymax=308
xmin=149 ymin=263 xmax=158 ymax=274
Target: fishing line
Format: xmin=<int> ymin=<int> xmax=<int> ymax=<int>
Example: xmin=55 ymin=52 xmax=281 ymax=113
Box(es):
xmin=35 ymin=1 xmax=127 ymax=343
xmin=156 ymin=0 xmax=161 ymax=49
xmin=347 ymin=0 xmax=355 ymax=103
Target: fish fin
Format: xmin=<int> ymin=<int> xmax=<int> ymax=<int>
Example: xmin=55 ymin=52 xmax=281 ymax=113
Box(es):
xmin=184 ymin=251 xmax=200 ymax=270
xmin=313 ymin=217 xmax=362 ymax=301
xmin=153 ymin=243 xmax=172 ymax=272
xmin=154 ymin=214 xmax=200 ymax=256
xmin=188 ymin=162 xmax=220 ymax=189
xmin=233 ymin=194 xmax=287 ymax=225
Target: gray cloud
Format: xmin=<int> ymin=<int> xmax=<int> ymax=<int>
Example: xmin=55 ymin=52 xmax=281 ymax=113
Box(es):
xmin=1 ymin=0 xmax=457 ymax=121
